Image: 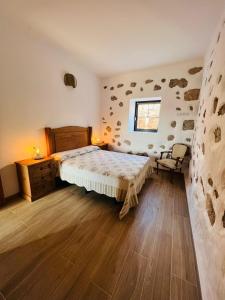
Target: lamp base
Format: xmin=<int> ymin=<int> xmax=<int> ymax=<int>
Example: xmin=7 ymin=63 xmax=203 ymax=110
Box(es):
xmin=33 ymin=155 xmax=44 ymax=160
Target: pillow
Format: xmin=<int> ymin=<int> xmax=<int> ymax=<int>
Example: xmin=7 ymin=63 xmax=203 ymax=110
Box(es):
xmin=51 ymin=145 xmax=100 ymax=161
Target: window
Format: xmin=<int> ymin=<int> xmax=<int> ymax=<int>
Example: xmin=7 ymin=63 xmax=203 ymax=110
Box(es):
xmin=128 ymin=97 xmax=161 ymax=133
xmin=134 ymin=100 xmax=161 ymax=132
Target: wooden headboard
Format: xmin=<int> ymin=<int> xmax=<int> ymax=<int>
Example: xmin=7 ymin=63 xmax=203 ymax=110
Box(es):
xmin=45 ymin=126 xmax=92 ymax=155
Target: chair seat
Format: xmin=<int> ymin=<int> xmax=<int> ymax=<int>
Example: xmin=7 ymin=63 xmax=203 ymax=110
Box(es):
xmin=157 ymin=158 xmax=181 ymax=169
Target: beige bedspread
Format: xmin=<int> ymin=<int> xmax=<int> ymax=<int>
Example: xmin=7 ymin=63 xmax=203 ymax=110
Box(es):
xmin=58 ymin=149 xmax=153 ymax=219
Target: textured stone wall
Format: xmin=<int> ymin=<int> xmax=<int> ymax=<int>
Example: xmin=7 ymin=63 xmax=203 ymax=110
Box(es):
xmin=100 ymin=59 xmax=203 ymax=161
xmin=187 ymin=11 xmax=225 ymax=300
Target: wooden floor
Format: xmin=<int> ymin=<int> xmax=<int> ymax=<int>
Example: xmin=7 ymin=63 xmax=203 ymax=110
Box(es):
xmin=0 ymin=172 xmax=201 ymax=300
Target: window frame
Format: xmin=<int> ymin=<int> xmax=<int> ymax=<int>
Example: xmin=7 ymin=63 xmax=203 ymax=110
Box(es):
xmin=134 ymin=99 xmax=161 ymax=132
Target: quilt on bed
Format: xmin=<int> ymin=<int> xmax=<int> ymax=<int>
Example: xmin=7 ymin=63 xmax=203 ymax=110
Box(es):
xmin=55 ymin=147 xmax=153 ymax=219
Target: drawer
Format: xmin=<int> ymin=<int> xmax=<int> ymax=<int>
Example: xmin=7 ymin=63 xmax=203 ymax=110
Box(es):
xmin=31 ymin=180 xmax=55 ymax=199
xmin=30 ymin=171 xmax=54 ymax=184
xmin=29 ymin=161 xmax=55 ymax=178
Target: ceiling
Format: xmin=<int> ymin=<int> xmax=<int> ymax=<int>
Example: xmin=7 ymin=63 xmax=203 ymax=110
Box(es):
xmin=1 ymin=0 xmax=224 ymax=77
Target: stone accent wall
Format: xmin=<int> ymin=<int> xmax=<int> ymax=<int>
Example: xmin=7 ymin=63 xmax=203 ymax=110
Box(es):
xmin=100 ymin=59 xmax=203 ymax=160
xmin=187 ymin=11 xmax=225 ymax=300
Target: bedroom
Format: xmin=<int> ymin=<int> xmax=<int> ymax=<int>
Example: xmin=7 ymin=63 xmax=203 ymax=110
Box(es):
xmin=0 ymin=0 xmax=225 ymax=299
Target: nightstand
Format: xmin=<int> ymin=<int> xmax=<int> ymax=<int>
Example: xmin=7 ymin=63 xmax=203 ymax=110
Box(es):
xmin=16 ymin=157 xmax=56 ymax=202
xmin=93 ymin=143 xmax=108 ymax=150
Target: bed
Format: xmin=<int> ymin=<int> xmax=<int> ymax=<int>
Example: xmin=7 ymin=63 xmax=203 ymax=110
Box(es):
xmin=45 ymin=126 xmax=153 ymax=219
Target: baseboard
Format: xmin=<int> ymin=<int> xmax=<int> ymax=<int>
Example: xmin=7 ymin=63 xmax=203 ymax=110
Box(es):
xmin=0 ymin=192 xmax=20 ymax=207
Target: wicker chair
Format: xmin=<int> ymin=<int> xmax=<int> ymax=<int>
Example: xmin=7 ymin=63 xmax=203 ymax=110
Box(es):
xmin=156 ymin=143 xmax=188 ymax=180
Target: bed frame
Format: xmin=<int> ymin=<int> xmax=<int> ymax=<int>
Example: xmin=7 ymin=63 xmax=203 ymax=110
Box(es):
xmin=45 ymin=126 xmax=92 ymax=155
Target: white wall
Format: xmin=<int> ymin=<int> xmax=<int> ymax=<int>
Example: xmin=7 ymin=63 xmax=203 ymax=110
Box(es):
xmin=100 ymin=59 xmax=203 ymax=161
xmin=186 ymin=9 xmax=225 ymax=300
xmin=0 ymin=16 xmax=100 ymax=197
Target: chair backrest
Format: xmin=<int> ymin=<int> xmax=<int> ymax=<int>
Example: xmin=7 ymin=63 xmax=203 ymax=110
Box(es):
xmin=171 ymin=143 xmax=188 ymax=159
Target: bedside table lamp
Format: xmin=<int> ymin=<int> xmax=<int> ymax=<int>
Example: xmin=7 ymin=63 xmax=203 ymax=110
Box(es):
xmin=33 ymin=146 xmax=44 ymax=160
xmin=95 ymin=138 xmax=101 ymax=145
xmin=92 ymin=136 xmax=102 ymax=146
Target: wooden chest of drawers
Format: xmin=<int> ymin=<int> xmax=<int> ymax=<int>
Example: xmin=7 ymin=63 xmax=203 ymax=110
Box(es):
xmin=93 ymin=143 xmax=108 ymax=150
xmin=16 ymin=157 xmax=56 ymax=202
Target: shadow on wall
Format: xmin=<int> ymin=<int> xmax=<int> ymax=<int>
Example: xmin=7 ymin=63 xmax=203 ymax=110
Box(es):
xmin=0 ymin=164 xmax=19 ymax=198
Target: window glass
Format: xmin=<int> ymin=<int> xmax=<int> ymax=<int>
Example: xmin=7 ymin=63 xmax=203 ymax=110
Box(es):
xmin=134 ymin=101 xmax=161 ymax=132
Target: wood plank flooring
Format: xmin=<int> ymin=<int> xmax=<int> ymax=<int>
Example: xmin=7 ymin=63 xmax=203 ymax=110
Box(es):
xmin=0 ymin=172 xmax=201 ymax=300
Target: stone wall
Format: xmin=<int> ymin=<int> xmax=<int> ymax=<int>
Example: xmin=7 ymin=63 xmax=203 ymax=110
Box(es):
xmin=187 ymin=10 xmax=225 ymax=300
xmin=100 ymin=59 xmax=203 ymax=161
